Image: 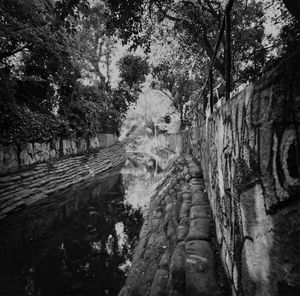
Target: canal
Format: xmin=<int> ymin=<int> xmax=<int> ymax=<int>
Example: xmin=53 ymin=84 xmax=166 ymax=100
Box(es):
xmin=0 ymin=163 xmax=147 ymax=296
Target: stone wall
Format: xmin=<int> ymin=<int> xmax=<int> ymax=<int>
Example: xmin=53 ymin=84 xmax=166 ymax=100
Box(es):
xmin=120 ymin=154 xmax=229 ymax=296
xmin=0 ymin=134 xmax=118 ymax=176
xmin=189 ymin=51 xmax=300 ymax=295
xmin=0 ymin=134 xmax=126 ymax=220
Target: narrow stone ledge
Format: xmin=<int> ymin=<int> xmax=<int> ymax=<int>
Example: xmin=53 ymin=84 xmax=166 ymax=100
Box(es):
xmin=159 ymin=249 xmax=172 ymax=270
xmin=190 ymin=205 xmax=211 ymax=220
xmin=191 ymin=192 xmax=208 ymax=206
xmin=179 ymin=202 xmax=191 ymax=220
xmin=186 ymin=217 xmax=211 ymax=241
xmin=168 ymin=242 xmax=186 ymax=294
xmin=150 ymin=269 xmax=169 ymax=296
xmin=185 ymin=240 xmax=220 ymax=296
xmin=121 ymin=154 xmax=225 ymax=296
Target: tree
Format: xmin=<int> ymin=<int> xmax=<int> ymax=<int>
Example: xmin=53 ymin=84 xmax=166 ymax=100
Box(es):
xmin=108 ymin=0 xmax=300 ymax=125
xmin=0 ymin=0 xmax=89 ymax=65
xmin=59 ymin=2 xmax=151 ymax=136
xmin=152 ymin=62 xmax=199 ymax=130
xmin=0 ymin=0 xmax=145 ymax=142
xmin=66 ymin=1 xmax=116 ymax=88
xmin=145 ymin=20 xmax=204 ymax=129
xmin=0 ymin=0 xmax=87 ymax=111
xmin=107 ymin=0 xmax=267 ymax=85
xmin=268 ymin=0 xmax=300 ymax=58
xmin=117 ymin=54 xmax=149 ymax=89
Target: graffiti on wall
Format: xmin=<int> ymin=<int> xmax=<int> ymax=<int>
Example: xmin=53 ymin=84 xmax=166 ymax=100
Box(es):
xmin=189 ymin=51 xmax=300 ymax=295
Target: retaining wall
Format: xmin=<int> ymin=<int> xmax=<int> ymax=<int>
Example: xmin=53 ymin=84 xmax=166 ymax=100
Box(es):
xmin=0 ymin=134 xmax=118 ymax=176
xmin=120 ymin=155 xmax=228 ymax=296
xmin=0 ymin=134 xmax=126 ymax=219
xmin=189 ymin=51 xmax=300 ymax=295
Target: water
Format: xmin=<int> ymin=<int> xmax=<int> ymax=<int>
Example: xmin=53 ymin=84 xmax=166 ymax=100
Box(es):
xmin=0 ymin=166 xmax=143 ymax=296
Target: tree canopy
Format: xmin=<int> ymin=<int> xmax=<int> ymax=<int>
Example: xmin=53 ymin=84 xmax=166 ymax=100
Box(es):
xmin=0 ymin=0 xmax=299 ymax=139
xmin=107 ymin=0 xmax=299 ymax=129
xmin=0 ymin=0 xmax=150 ymax=143
xmin=118 ymin=54 xmax=149 ymax=89
xmin=108 ymin=0 xmax=267 ymax=82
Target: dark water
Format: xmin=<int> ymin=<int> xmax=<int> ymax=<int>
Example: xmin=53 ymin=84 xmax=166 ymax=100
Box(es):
xmin=0 ymin=167 xmax=143 ymax=296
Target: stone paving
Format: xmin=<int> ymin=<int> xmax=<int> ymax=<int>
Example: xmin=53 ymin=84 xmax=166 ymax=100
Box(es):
xmin=119 ymin=154 xmax=229 ymax=296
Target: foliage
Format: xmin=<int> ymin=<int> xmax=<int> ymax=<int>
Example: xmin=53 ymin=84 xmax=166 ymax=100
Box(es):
xmin=146 ymin=22 xmax=200 ymax=130
xmin=0 ymin=0 xmax=147 ymax=144
xmin=60 ymin=90 xmax=108 ymax=137
xmin=117 ymin=54 xmax=149 ymax=89
xmin=107 ymin=0 xmax=267 ymax=85
xmin=152 ymin=62 xmax=198 ymax=130
xmin=66 ymin=1 xmax=116 ymax=86
xmin=106 ymin=0 xmax=274 ymax=128
xmin=1 ymin=0 xmax=298 ymax=143
xmin=0 ymin=104 xmax=70 ymax=145
xmin=107 ymin=0 xmax=145 ymax=48
xmin=108 ymin=0 xmax=299 ymax=124
xmin=269 ymin=1 xmax=300 ymax=57
xmin=0 ymin=0 xmax=86 ymax=108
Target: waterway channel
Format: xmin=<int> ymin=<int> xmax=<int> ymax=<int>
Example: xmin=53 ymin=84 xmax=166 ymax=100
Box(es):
xmin=0 ymin=161 xmax=150 ymax=296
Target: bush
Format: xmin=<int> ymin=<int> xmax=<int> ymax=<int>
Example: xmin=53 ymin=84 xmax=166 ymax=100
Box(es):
xmin=0 ymin=105 xmax=66 ymax=145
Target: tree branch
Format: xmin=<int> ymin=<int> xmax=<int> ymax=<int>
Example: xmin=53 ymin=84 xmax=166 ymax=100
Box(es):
xmin=153 ymin=0 xmax=226 ymax=79
xmin=202 ymin=0 xmax=221 ymax=21
xmin=0 ymin=44 xmax=29 ymax=62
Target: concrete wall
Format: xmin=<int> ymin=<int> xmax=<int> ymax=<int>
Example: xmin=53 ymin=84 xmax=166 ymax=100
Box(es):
xmin=0 ymin=134 xmax=126 ymax=220
xmin=0 ymin=134 xmax=118 ymax=176
xmin=189 ymin=51 xmax=300 ymax=295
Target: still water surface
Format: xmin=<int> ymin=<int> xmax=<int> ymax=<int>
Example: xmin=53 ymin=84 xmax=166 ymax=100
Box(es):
xmin=0 ymin=166 xmax=144 ymax=296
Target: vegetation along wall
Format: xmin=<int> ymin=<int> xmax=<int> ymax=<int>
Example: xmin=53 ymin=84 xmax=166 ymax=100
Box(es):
xmin=0 ymin=134 xmax=126 ymax=220
xmin=189 ymin=51 xmax=300 ymax=296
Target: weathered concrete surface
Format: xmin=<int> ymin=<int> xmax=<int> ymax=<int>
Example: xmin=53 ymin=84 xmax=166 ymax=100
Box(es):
xmin=120 ymin=155 xmax=229 ymax=296
xmin=189 ymin=51 xmax=300 ymax=295
xmin=0 ymin=134 xmax=118 ymax=175
xmin=0 ymin=142 xmax=126 ymax=219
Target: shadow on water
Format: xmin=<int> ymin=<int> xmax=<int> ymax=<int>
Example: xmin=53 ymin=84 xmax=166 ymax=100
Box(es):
xmin=0 ymin=165 xmax=143 ymax=296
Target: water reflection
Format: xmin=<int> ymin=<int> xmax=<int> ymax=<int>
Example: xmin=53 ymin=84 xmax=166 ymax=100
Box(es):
xmin=0 ymin=168 xmax=143 ymax=296
xmin=122 ymin=151 xmax=172 ymax=210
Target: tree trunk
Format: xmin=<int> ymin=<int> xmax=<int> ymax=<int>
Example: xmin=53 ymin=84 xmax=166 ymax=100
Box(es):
xmin=179 ymin=103 xmax=185 ymax=131
xmin=200 ymin=35 xmax=226 ymax=80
